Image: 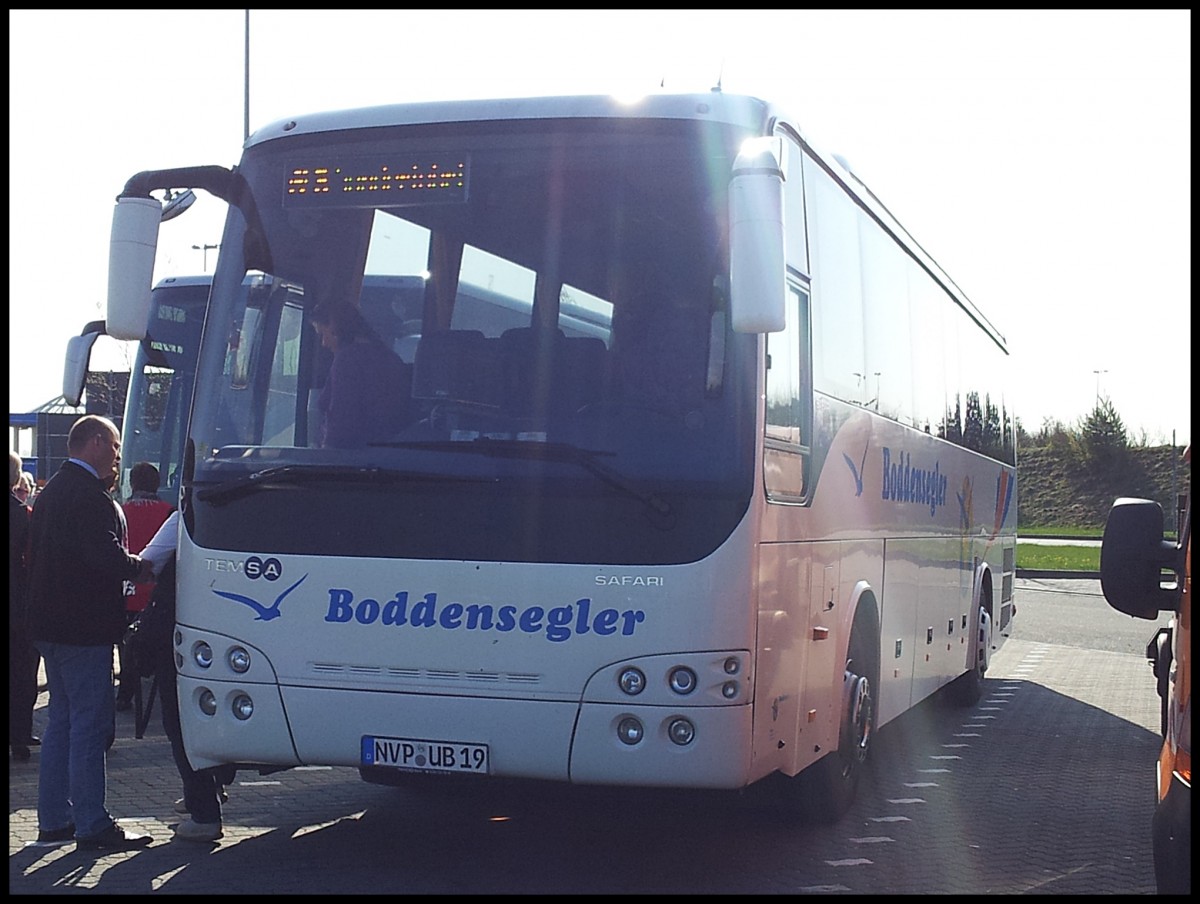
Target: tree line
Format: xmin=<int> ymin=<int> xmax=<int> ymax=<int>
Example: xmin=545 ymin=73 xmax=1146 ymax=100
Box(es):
xmin=1018 ymin=396 xmax=1181 ymax=460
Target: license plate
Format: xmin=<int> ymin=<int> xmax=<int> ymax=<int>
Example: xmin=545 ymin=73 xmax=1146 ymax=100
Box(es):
xmin=361 ymin=735 xmax=490 ymax=775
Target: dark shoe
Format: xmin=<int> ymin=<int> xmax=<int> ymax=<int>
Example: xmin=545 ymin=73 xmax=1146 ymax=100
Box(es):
xmin=36 ymin=823 xmax=75 ymax=844
xmin=75 ymin=823 xmax=153 ymax=851
xmin=27 ymin=735 xmax=41 ymax=746
xmin=12 ymin=744 xmax=31 ymax=761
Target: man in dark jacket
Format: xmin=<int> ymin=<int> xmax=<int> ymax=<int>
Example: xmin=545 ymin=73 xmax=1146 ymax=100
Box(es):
xmin=27 ymin=415 xmax=154 ymax=851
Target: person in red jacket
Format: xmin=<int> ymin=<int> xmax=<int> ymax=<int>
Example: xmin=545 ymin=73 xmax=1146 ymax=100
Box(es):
xmin=115 ymin=462 xmax=174 ymax=711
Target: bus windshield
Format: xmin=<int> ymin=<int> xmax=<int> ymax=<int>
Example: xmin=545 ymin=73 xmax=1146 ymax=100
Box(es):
xmin=189 ymin=120 xmax=757 ymax=564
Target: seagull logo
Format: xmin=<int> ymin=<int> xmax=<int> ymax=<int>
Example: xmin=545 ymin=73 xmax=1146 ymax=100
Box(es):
xmin=213 ymin=574 xmax=308 ymax=621
xmin=842 ymin=442 xmax=868 ymax=497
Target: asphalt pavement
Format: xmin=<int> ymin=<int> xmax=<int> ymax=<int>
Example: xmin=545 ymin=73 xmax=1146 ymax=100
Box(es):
xmin=9 ymin=576 xmax=1163 ymax=893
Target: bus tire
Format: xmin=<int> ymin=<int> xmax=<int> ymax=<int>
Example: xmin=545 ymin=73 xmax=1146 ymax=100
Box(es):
xmin=948 ymin=595 xmax=992 ymax=707
xmin=1151 ymin=628 xmax=1172 ymax=737
xmin=788 ymin=613 xmax=879 ymax=823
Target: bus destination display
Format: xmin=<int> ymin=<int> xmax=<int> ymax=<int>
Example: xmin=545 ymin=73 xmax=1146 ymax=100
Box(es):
xmin=285 ymin=156 xmax=468 ymax=207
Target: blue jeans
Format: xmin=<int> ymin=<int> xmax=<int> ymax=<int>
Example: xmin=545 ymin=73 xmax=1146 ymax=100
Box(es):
xmin=34 ymin=642 xmax=117 ymax=838
xmin=159 ymin=664 xmax=231 ymax=824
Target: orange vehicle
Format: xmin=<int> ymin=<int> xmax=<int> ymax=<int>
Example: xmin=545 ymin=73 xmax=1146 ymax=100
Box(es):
xmin=1100 ymin=445 xmax=1190 ymax=895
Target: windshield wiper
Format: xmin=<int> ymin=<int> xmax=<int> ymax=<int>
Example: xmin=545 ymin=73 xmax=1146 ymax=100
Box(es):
xmin=195 ymin=464 xmax=490 ymax=505
xmin=379 ymin=439 xmax=672 ymax=517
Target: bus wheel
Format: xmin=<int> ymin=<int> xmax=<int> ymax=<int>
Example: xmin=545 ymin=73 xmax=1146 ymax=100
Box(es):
xmin=949 ymin=603 xmax=991 ymax=706
xmin=1150 ymin=628 xmax=1172 ymax=737
xmin=789 ymin=623 xmax=878 ymax=823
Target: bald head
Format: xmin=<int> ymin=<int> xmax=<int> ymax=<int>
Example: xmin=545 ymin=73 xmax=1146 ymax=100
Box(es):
xmin=68 ymin=415 xmax=121 ymax=486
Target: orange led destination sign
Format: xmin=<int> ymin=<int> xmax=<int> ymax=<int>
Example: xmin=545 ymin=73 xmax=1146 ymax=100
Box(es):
xmin=284 ymin=156 xmax=468 ymax=207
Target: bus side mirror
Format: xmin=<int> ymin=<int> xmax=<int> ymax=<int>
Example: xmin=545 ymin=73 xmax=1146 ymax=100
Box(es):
xmin=729 ymin=136 xmax=786 ymax=334
xmin=62 ymin=322 xmax=106 ymax=407
xmin=1100 ymin=497 xmax=1181 ymax=619
xmin=107 ymin=195 xmax=162 ymax=341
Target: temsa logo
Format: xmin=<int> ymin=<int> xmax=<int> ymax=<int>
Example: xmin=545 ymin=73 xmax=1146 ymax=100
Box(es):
xmin=205 ymin=557 xmax=283 ymax=581
xmin=245 ymin=556 xmax=283 ymax=581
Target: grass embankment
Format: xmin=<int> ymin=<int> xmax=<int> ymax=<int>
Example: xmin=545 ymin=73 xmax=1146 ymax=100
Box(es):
xmin=1016 ymin=543 xmax=1100 ymax=572
xmin=1017 ymin=443 xmax=1187 ymax=572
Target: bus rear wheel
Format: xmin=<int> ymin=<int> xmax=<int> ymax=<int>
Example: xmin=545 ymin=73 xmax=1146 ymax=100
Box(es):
xmin=948 ymin=602 xmax=991 ymax=707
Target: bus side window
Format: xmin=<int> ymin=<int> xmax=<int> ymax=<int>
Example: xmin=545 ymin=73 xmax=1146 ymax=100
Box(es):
xmin=764 ymin=283 xmax=812 ymax=502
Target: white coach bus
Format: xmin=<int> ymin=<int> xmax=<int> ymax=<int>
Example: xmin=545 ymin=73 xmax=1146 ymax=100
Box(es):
xmin=103 ymin=91 xmax=1016 ymax=821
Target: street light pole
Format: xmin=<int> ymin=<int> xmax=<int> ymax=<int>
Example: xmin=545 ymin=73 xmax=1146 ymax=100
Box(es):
xmin=1092 ymin=369 xmax=1108 ymax=404
xmin=244 ymin=9 xmax=250 ymax=141
xmin=192 ymin=243 xmax=220 ymax=272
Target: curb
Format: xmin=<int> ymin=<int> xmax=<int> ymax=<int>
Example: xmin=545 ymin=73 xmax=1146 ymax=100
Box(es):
xmin=1016 ymin=569 xmax=1101 ymax=580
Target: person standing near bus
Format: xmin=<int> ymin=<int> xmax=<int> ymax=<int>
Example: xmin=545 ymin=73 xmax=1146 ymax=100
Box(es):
xmin=136 ymin=509 xmax=236 ymax=842
xmin=15 ymin=469 xmax=36 ymax=507
xmin=9 ymin=451 xmax=39 ymax=762
xmin=115 ymin=462 xmax=173 ymax=711
xmin=26 ymin=416 xmax=154 ymax=850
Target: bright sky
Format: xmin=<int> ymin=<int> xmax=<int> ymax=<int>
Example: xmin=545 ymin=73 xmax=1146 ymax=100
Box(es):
xmin=9 ymin=9 xmax=1191 ymax=445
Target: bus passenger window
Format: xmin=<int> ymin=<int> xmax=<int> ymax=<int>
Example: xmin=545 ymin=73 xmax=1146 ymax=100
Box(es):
xmin=764 ymin=284 xmax=811 ymax=501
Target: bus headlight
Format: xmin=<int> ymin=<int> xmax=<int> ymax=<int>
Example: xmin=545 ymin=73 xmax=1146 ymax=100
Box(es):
xmin=228 ymin=647 xmax=251 ymax=673
xmin=617 ymin=667 xmax=646 ymax=696
xmin=617 ymin=717 xmax=644 ymax=745
xmin=724 ymin=656 xmax=741 ymax=675
xmin=668 ymin=718 xmax=696 ymax=746
xmin=198 ymin=689 xmax=217 ymax=716
xmin=232 ymin=694 xmax=254 ymax=721
xmin=193 ymin=642 xmax=214 ymax=669
xmin=722 ymin=680 xmax=739 ymax=699
xmin=668 ymin=667 xmax=697 ymax=694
